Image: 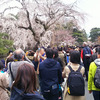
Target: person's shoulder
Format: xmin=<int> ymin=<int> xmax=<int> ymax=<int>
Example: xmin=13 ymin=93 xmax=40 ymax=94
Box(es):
xmin=56 ymin=60 xmax=62 ymax=66
xmin=65 ymin=66 xmax=70 ymax=70
xmin=80 ymin=66 xmax=85 ymax=71
xmin=11 ymin=61 xmax=33 ymax=68
xmin=57 ymin=57 xmax=62 ymax=61
xmin=39 ymin=59 xmax=45 ymax=65
xmin=56 ymin=60 xmax=60 ymax=64
xmin=0 ymin=72 xmax=7 ymax=81
xmin=90 ymin=61 xmax=95 ymax=66
xmin=64 ymin=66 xmax=70 ymax=72
xmin=59 ymin=52 xmax=64 ymax=55
xmin=14 ymin=61 xmax=31 ymax=64
xmin=11 ymin=61 xmax=23 ymax=66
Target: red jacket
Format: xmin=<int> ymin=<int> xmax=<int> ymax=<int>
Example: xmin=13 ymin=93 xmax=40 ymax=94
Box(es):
xmin=81 ymin=49 xmax=93 ymax=61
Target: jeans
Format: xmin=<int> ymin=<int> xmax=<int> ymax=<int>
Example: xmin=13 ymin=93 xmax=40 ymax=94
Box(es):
xmin=93 ymin=91 xmax=100 ymax=100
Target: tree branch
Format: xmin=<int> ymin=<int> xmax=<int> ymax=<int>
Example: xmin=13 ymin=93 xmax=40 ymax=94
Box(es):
xmin=34 ymin=0 xmax=39 ymax=4
xmin=18 ymin=26 xmax=29 ymax=30
xmin=25 ymin=9 xmax=36 ymax=36
xmin=35 ymin=16 xmax=48 ymax=30
xmin=0 ymin=0 xmax=13 ymax=6
xmin=47 ymin=13 xmax=64 ymax=28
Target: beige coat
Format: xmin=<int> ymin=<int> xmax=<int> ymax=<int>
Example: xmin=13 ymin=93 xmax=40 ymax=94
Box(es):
xmin=63 ymin=63 xmax=86 ymax=100
xmin=0 ymin=72 xmax=9 ymax=100
xmin=58 ymin=51 xmax=66 ymax=67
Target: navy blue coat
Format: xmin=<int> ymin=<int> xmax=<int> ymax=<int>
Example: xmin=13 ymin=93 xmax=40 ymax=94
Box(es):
xmin=10 ymin=87 xmax=45 ymax=100
xmin=39 ymin=58 xmax=62 ymax=94
xmin=83 ymin=46 xmax=91 ymax=68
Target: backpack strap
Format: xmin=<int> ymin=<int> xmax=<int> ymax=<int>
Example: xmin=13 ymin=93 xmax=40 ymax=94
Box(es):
xmin=77 ymin=65 xmax=82 ymax=72
xmin=94 ymin=62 xmax=100 ymax=68
xmin=68 ymin=65 xmax=74 ymax=72
xmin=9 ymin=62 xmax=14 ymax=81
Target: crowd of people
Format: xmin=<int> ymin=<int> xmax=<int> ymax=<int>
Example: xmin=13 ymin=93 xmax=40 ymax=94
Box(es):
xmin=0 ymin=42 xmax=100 ymax=100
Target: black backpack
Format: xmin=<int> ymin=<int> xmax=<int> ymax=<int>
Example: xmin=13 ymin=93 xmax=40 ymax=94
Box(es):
xmin=94 ymin=63 xmax=100 ymax=88
xmin=67 ymin=65 xmax=85 ymax=96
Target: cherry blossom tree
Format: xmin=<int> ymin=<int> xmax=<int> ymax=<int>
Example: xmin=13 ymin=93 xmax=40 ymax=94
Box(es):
xmin=0 ymin=0 xmax=85 ymax=49
xmin=51 ymin=30 xmax=76 ymax=46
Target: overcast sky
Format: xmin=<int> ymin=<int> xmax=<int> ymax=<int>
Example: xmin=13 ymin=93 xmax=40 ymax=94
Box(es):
xmin=1 ymin=0 xmax=100 ymax=35
xmin=62 ymin=0 xmax=100 ymax=35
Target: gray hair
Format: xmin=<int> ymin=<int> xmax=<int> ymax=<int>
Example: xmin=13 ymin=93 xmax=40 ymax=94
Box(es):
xmin=83 ymin=42 xmax=87 ymax=46
xmin=13 ymin=48 xmax=25 ymax=61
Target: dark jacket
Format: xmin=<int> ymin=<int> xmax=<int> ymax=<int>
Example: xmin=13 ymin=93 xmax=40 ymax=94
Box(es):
xmin=10 ymin=87 xmax=45 ymax=100
xmin=90 ymin=53 xmax=97 ymax=63
xmin=39 ymin=58 xmax=62 ymax=94
xmin=54 ymin=57 xmax=63 ymax=70
xmin=32 ymin=60 xmax=38 ymax=71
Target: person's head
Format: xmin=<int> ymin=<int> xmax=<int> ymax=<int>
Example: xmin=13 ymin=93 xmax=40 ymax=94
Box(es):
xmin=53 ymin=49 xmax=58 ymax=58
xmin=47 ymin=45 xmax=51 ymax=48
xmin=75 ymin=46 xmax=79 ymax=51
xmin=46 ymin=48 xmax=53 ymax=58
xmin=95 ymin=47 xmax=98 ymax=53
xmin=13 ymin=48 xmax=25 ymax=61
xmin=7 ymin=50 xmax=13 ymax=56
xmin=39 ymin=48 xmax=45 ymax=55
xmin=97 ymin=47 xmax=100 ymax=58
xmin=12 ymin=63 xmax=36 ymax=93
xmin=70 ymin=50 xmax=80 ymax=64
xmin=83 ymin=42 xmax=87 ymax=47
xmin=28 ymin=50 xmax=35 ymax=56
xmin=0 ymin=61 xmax=4 ymax=70
xmin=9 ymin=50 xmax=13 ymax=54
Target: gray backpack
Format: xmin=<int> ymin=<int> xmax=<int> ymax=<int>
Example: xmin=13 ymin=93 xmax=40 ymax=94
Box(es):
xmin=94 ymin=63 xmax=100 ymax=88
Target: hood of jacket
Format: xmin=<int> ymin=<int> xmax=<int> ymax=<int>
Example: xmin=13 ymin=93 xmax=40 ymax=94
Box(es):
xmin=11 ymin=87 xmax=44 ymax=100
xmin=94 ymin=58 xmax=100 ymax=66
xmin=43 ymin=58 xmax=57 ymax=68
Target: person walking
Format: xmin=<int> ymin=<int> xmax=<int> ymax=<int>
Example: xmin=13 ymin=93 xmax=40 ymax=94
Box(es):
xmin=63 ymin=50 xmax=85 ymax=100
xmin=58 ymin=47 xmax=66 ymax=68
xmin=53 ymin=49 xmax=64 ymax=100
xmin=39 ymin=48 xmax=62 ymax=100
xmin=90 ymin=47 xmax=99 ymax=63
xmin=88 ymin=47 xmax=100 ymax=100
xmin=81 ymin=42 xmax=93 ymax=81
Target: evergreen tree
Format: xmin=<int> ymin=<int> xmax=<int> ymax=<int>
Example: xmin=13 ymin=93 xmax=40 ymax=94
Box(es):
xmin=0 ymin=33 xmax=13 ymax=56
xmin=89 ymin=28 xmax=100 ymax=42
